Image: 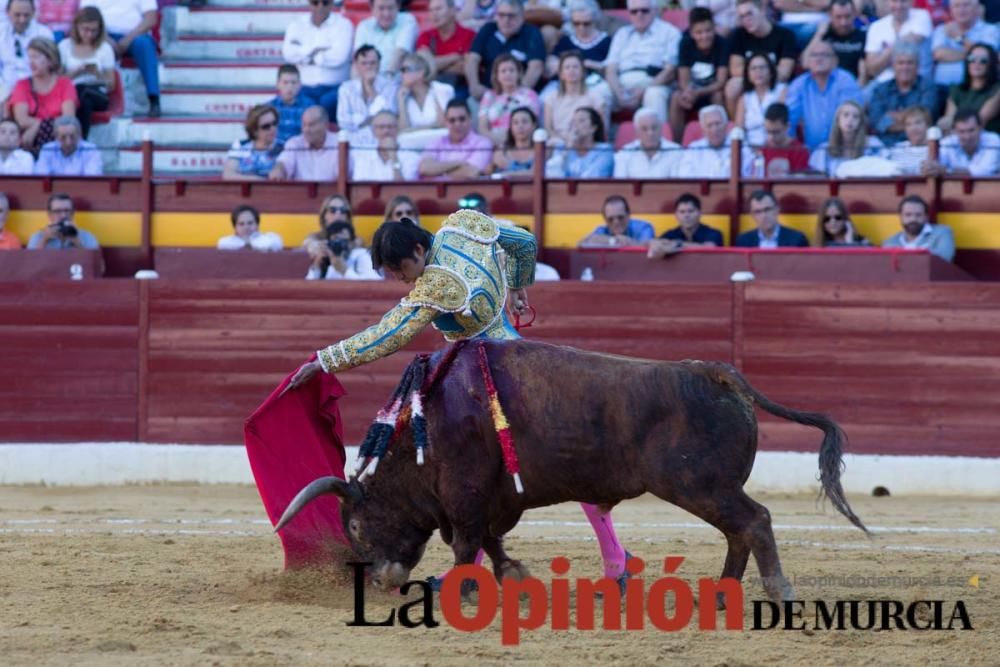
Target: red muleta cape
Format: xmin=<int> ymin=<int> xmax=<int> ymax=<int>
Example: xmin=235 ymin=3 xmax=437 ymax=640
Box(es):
xmin=244 ymin=355 xmax=349 ymax=568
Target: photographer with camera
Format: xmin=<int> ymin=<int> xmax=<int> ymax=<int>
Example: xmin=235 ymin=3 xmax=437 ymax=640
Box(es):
xmin=303 ymin=195 xmax=380 ymax=280
xmin=26 ymin=193 xmax=100 ymax=249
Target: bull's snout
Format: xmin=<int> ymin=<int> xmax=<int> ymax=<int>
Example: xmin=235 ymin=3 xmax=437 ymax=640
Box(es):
xmin=370 ymin=562 xmax=411 ymax=591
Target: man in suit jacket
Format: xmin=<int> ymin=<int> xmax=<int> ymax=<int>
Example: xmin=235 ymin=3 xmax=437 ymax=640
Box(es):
xmin=881 ymin=194 xmax=955 ymax=262
xmin=735 ymin=189 xmax=810 ymax=248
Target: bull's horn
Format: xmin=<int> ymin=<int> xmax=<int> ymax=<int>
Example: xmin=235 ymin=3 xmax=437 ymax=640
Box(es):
xmin=274 ymin=476 xmax=356 ymax=533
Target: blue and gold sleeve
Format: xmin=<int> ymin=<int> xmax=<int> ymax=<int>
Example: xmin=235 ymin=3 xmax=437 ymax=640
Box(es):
xmin=316 ymin=303 xmax=438 ymax=373
xmin=497 ymin=224 xmax=537 ymax=289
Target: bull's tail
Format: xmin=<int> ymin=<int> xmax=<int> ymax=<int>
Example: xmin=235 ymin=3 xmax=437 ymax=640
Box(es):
xmin=727 ymin=368 xmax=869 ymax=535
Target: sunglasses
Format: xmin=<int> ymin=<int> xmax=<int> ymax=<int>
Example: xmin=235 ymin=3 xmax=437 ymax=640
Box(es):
xmin=395 ymin=209 xmax=415 ymax=217
xmin=824 ymin=214 xmax=845 ymax=222
xmin=325 ymin=205 xmax=350 ymax=214
xmin=967 ymin=56 xmax=990 ymax=64
xmin=629 ymin=7 xmax=651 ymax=14
xmin=257 ymin=121 xmax=276 ymax=130
xmin=572 ymin=20 xmax=593 ymax=27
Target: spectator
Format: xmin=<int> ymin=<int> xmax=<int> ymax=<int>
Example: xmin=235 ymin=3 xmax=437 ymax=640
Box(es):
xmin=491 ymin=105 xmax=537 ymax=177
xmin=384 ymin=194 xmax=420 ymax=223
xmin=350 ymin=110 xmax=420 ymax=181
xmin=397 ymin=52 xmax=453 ymax=135
xmin=416 ymin=0 xmax=475 ymax=95
xmin=418 ymin=98 xmax=493 ymax=179
xmin=613 ymin=106 xmax=682 ymax=178
xmin=465 ymin=0 xmax=545 ymax=100
xmin=269 ymin=65 xmax=311 ymax=145
xmin=868 ymin=42 xmax=939 ymax=146
xmin=724 ymin=0 xmax=797 ymax=115
xmin=864 ymin=0 xmax=933 ymax=85
xmin=223 ymin=104 xmax=281 ymax=181
xmin=647 ymin=192 xmax=723 ymax=258
xmin=669 ymin=6 xmax=729 ymax=142
xmin=336 ymin=45 xmax=398 ymax=134
xmin=931 ymin=0 xmax=999 ymax=87
xmin=58 ymin=6 xmax=114 ymax=139
xmin=774 ymin=0 xmax=827 ymax=51
xmin=80 ymin=0 xmax=160 ymax=116
xmin=815 ymin=197 xmax=870 ymax=247
xmin=305 ymin=220 xmax=382 ymax=280
xmin=457 ymin=0 xmax=499 ymax=30
xmin=735 ymin=52 xmax=787 ymax=147
xmin=692 ymin=0 xmax=737 ymax=37
xmin=10 ymin=38 xmax=77 ymax=153
xmin=0 ymin=192 xmax=21 ymax=250
xmin=924 ymin=108 xmax=1000 ymax=176
xmin=34 ymin=115 xmax=100 ymax=175
xmin=543 ymin=50 xmax=607 ymax=145
xmin=939 ymin=43 xmax=1000 ymax=134
xmin=0 ymin=0 xmax=54 ymax=106
xmin=604 ymin=0 xmax=682 ymax=125
xmin=786 ymin=40 xmax=863 ymax=150
xmin=886 ymin=106 xmax=931 ymax=175
xmin=806 ymin=0 xmax=867 ymax=84
xmin=544 ymin=0 xmax=611 ymax=105
xmin=269 ymin=106 xmax=339 ymax=182
xmin=217 ymin=205 xmax=284 ymax=252
xmin=544 ymin=106 xmax=613 ymax=178
xmin=757 ymin=102 xmax=809 ymax=176
xmin=0 ymin=118 xmax=33 ymax=173
xmin=882 ymin=194 xmax=955 ymax=261
xmin=478 ymin=53 xmax=541 ymax=145
xmin=579 ymin=194 xmax=655 ymax=247
xmin=809 ymin=101 xmax=884 ymax=175
xmin=281 ymin=0 xmax=353 ymax=121
xmin=304 ymin=193 xmax=352 ymax=250
xmin=677 ymin=105 xmax=753 ymax=178
xmin=37 ymin=1 xmax=79 ymax=43
xmin=735 ymin=189 xmax=809 ymax=248
xmin=354 ymin=0 xmax=418 ymax=74
xmin=27 ymin=192 xmax=99 ymax=249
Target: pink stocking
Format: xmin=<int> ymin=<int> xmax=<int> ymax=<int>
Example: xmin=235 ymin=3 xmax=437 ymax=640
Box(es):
xmin=580 ymin=502 xmax=626 ymax=579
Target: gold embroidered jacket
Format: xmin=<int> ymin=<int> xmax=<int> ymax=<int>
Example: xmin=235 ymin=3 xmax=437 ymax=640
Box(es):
xmin=316 ymin=210 xmax=537 ymax=373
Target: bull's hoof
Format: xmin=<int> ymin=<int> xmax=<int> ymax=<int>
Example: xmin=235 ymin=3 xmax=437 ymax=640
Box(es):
xmin=497 ymin=559 xmax=531 ymax=583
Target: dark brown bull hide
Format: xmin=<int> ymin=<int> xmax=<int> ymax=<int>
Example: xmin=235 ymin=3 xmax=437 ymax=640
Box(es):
xmin=277 ymin=339 xmax=867 ymax=602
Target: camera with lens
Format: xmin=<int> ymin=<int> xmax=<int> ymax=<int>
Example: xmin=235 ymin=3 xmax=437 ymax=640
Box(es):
xmin=326 ymin=238 xmax=350 ymax=257
xmin=55 ymin=220 xmax=78 ymax=239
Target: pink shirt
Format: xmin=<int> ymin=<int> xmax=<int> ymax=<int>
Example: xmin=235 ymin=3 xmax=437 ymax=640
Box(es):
xmin=422 ymin=131 xmax=493 ymax=179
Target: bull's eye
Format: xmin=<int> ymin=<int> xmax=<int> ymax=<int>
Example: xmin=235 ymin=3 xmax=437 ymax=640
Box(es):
xmin=349 ymin=518 xmax=361 ymax=539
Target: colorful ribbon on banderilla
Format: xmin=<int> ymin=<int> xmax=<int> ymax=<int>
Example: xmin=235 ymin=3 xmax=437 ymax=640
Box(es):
xmin=352 ymin=341 xmax=525 ymax=494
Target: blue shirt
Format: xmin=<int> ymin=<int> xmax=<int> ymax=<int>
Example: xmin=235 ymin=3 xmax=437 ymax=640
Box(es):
xmin=270 ymin=93 xmax=311 ymax=144
xmin=226 ymin=139 xmax=282 ymax=178
xmin=34 ymin=140 xmax=103 ymax=176
xmin=592 ymin=218 xmax=656 ymax=242
xmin=27 ymin=226 xmax=100 ymax=249
xmin=551 ymin=142 xmax=614 ymax=179
xmin=786 ymin=68 xmax=863 ymax=150
xmin=470 ymin=22 xmax=546 ymax=83
xmin=868 ymin=75 xmax=939 ymax=145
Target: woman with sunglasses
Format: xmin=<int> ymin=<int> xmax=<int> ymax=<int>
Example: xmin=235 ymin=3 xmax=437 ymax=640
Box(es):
xmin=540 ymin=0 xmax=611 ymax=103
xmin=815 ymin=197 xmax=869 ymax=247
xmin=384 ymin=195 xmax=421 ymax=224
xmin=223 ymin=104 xmax=281 ymax=180
xmin=939 ymin=43 xmax=1000 ymax=134
xmin=397 ymin=52 xmax=453 ymax=134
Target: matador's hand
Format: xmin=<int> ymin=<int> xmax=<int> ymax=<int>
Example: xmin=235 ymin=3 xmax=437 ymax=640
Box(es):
xmin=508 ymin=288 xmax=529 ymax=316
xmin=280 ymin=360 xmax=323 ymax=396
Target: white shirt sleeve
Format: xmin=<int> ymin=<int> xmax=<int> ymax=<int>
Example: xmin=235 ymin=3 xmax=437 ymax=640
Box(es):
xmin=283 ymin=19 xmax=310 ymax=64
xmin=217 ymin=234 xmax=248 ymax=250
xmin=397 ymin=12 xmax=419 ymax=52
xmin=346 ymin=247 xmax=383 ymax=280
xmin=613 ymin=149 xmax=627 ymax=178
xmin=251 ymin=231 xmax=284 ymax=252
xmin=318 ymin=16 xmax=354 ymax=68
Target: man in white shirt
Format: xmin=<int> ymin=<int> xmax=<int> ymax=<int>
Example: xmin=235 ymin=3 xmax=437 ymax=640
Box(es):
xmin=354 ymin=0 xmax=418 ymax=74
xmin=864 ymin=0 xmax=933 ymax=85
xmin=80 ymin=0 xmax=160 ymax=116
xmin=613 ymin=107 xmax=681 ymax=178
xmin=350 ymin=110 xmax=419 ymax=181
xmin=677 ymin=105 xmax=753 ymax=179
xmin=0 ymin=0 xmax=53 ymax=104
xmin=924 ymin=108 xmax=1000 ymax=177
xmin=217 ymin=205 xmax=284 ymax=252
xmin=604 ymin=0 xmax=681 ymax=124
xmin=34 ymin=117 xmax=103 ymax=177
xmin=0 ymin=118 xmax=33 ymax=174
xmin=269 ymin=106 xmax=340 ymax=182
xmin=282 ymin=0 xmax=354 ymax=120
xmin=930 ymin=0 xmax=1000 ymax=87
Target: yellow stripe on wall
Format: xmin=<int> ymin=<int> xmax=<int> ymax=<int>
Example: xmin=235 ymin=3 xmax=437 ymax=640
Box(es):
xmin=542 ymin=214 xmax=730 ymax=248
xmin=6 ymin=212 xmax=141 ymax=246
xmin=937 ymin=213 xmax=1000 ymax=250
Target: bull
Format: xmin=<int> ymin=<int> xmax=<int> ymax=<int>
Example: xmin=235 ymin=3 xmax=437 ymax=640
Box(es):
xmin=276 ymin=339 xmax=867 ymax=603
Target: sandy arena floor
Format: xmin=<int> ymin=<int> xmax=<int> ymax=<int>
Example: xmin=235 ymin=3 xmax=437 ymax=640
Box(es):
xmin=0 ymin=485 xmax=996 ymax=666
